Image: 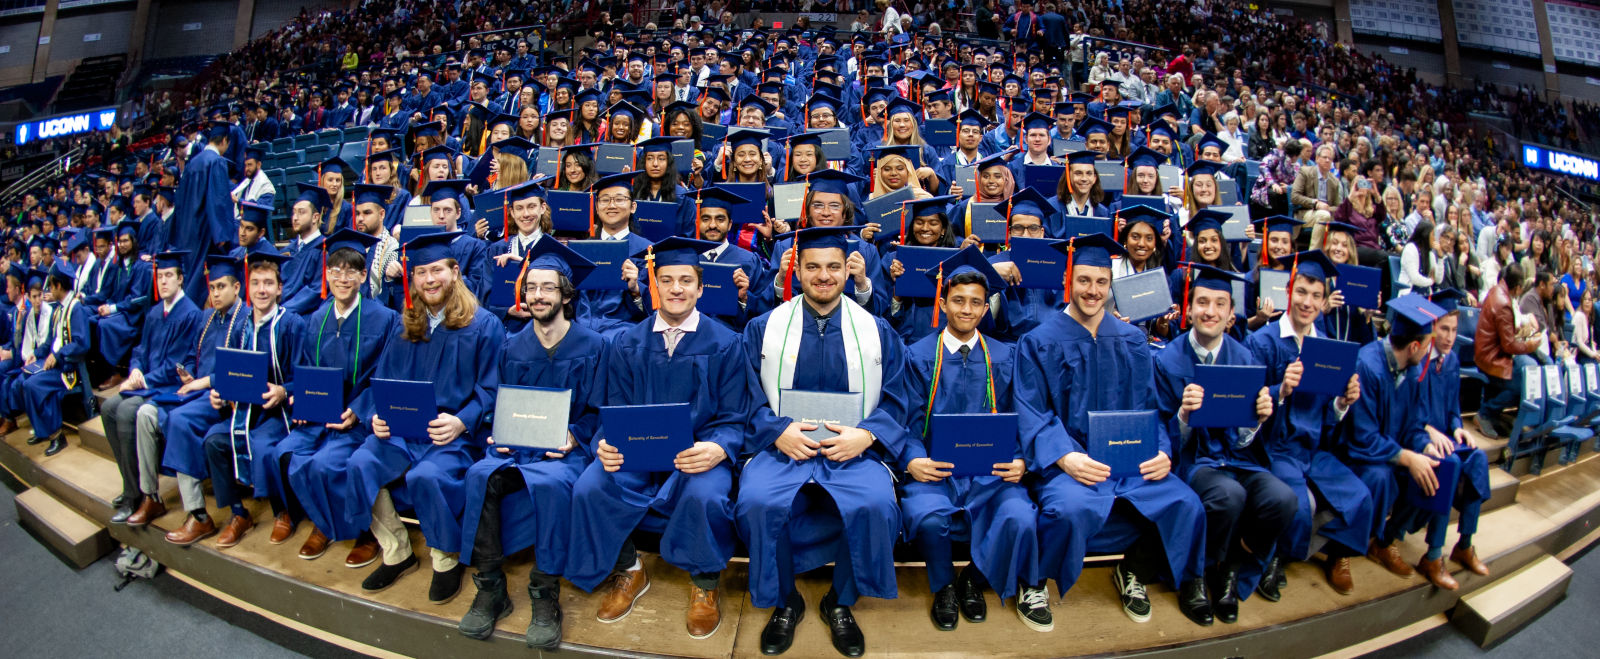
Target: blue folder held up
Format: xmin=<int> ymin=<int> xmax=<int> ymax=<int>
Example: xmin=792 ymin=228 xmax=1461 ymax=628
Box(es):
xmin=1189 ymin=364 xmax=1267 ymax=428
xmin=213 ymin=348 xmax=270 ymax=404
xmin=1087 ymin=410 xmax=1160 ymax=479
xmin=931 ymin=413 xmax=1018 ymax=477
xmin=1296 ymin=336 xmax=1359 ymax=397
xmin=601 ymin=402 xmax=694 ymax=472
xmin=372 ymin=378 xmax=438 ymax=442
xmin=293 ymin=366 xmax=347 ymax=425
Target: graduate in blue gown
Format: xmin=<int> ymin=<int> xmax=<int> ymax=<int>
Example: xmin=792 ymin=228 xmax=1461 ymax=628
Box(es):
xmin=160 ymin=256 xmax=253 ymax=544
xmin=898 ymin=248 xmax=1049 ymax=632
xmin=566 ymin=237 xmax=752 ymax=640
xmin=93 ymin=220 xmax=155 ymax=367
xmin=414 ymin=178 xmax=495 ymax=303
xmin=281 ymin=230 xmax=401 ymax=557
xmin=1317 ymin=221 xmax=1380 ymax=344
xmin=101 ymin=250 xmax=203 ymax=523
xmin=1243 ymin=250 xmax=1374 ymax=598
xmin=199 ymin=252 xmax=306 ymax=548
xmin=1384 ymin=288 xmax=1493 ymax=586
xmin=228 ymin=202 xmax=284 ymax=260
xmin=484 ymin=180 xmax=549 ymax=335
xmin=279 ymin=184 xmax=334 ymax=316
xmin=344 ymin=230 xmax=505 ymax=603
xmin=1011 ymin=233 xmax=1212 ymax=627
xmin=137 ymin=185 xmax=173 ymax=256
xmin=763 ymin=170 xmax=890 ymax=316
xmin=21 ymin=261 xmax=92 ymax=456
xmin=456 ymin=239 xmax=604 ymax=647
xmin=172 ymin=122 xmax=239 ymax=302
xmin=0 ymin=265 xmax=27 ymax=434
xmin=1050 ymin=147 xmax=1112 ymax=223
xmin=881 ymin=195 xmax=969 ymax=345
xmin=739 ymin=226 xmax=910 ymax=657
xmin=1243 ymin=216 xmax=1300 ymax=331
xmin=1165 ymin=210 xmax=1251 ymax=343
xmin=1351 ymin=293 xmax=1485 ymax=588
xmin=687 ymin=186 xmax=769 ymax=330
xmin=0 ymin=268 xmax=46 ymax=428
xmin=630 ymin=136 xmax=698 ymax=239
xmin=1152 ymin=263 xmax=1294 ymax=621
xmin=575 ymin=171 xmax=654 ymax=338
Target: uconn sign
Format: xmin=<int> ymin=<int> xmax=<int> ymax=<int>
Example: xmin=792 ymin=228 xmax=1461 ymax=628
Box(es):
xmin=1523 ymin=144 xmax=1600 ymax=182
xmin=13 ymin=108 xmax=118 ymax=146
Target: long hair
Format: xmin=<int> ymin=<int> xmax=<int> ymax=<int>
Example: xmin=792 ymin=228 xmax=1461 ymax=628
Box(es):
xmin=632 ymin=166 xmax=681 ymax=201
xmin=401 ymin=264 xmax=479 ymax=342
xmin=494 ymin=152 xmax=530 ymax=189
xmin=1058 ymin=165 xmax=1105 ymax=205
xmin=557 ymin=151 xmax=598 ymax=191
xmin=1118 ymin=218 xmax=1165 ymax=271
xmin=785 ymin=143 xmax=829 ymax=181
xmin=1183 ymin=173 xmax=1215 ymax=214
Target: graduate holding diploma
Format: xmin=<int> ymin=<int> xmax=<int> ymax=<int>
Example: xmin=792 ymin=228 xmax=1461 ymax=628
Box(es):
xmin=567 ymin=236 xmax=753 ymax=641
xmin=1153 ymin=263 xmax=1293 ymax=623
xmin=345 ymin=230 xmax=506 ymax=604
xmin=898 ymin=247 xmax=1048 ymax=633
xmin=1012 ymin=232 xmax=1211 ymax=627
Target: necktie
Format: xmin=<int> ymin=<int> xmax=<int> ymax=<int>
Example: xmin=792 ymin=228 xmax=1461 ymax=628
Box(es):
xmin=959 ymin=345 xmax=971 ymax=362
xmin=663 ymin=327 xmax=684 ymax=356
xmin=1203 ymin=352 xmax=1214 ymax=366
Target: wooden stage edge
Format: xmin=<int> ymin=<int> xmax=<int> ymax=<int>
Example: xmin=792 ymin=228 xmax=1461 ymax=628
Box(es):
xmin=8 ymin=428 xmax=1600 ymax=658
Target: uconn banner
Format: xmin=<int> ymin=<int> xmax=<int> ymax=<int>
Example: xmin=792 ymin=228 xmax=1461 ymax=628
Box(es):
xmin=1522 ymin=143 xmax=1600 ymax=182
xmin=13 ymin=107 xmax=118 ymax=146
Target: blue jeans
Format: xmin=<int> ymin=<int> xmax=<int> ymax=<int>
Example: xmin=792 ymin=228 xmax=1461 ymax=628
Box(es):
xmin=1479 ymin=354 xmax=1540 ymax=420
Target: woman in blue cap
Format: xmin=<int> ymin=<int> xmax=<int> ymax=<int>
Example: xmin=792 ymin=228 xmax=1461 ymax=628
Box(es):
xmin=1053 ymin=150 xmax=1110 ymax=219
xmin=362 ymin=149 xmax=414 ymax=231
xmin=94 ymin=219 xmax=157 ymax=368
xmin=573 ymin=88 xmax=605 ymax=143
xmin=630 ymin=136 xmax=696 ymax=238
xmin=882 ymin=194 xmax=975 ymax=344
xmin=765 ymin=170 xmax=889 ymax=316
xmin=1318 ymin=220 xmax=1380 ymax=344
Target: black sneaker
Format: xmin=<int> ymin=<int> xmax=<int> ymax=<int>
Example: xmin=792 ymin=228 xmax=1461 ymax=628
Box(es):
xmin=526 ymin=581 xmax=563 ymax=650
xmin=458 ymin=571 xmax=513 ymax=640
xmin=429 ymin=563 xmax=468 ymax=604
xmin=1014 ymin=585 xmax=1053 ymax=632
xmin=361 ymin=555 xmax=419 ymax=592
xmin=1113 ymin=561 xmax=1152 ymax=623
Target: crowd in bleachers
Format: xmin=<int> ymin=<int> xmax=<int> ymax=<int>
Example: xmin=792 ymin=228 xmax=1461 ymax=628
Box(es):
xmin=5 ymin=0 xmax=1600 ymax=656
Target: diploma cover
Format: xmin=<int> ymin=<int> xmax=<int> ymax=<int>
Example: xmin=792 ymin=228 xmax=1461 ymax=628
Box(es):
xmin=372 ymin=378 xmax=438 ymax=442
xmin=601 ymin=402 xmax=694 ymax=472
xmin=567 ymin=240 xmax=628 ymax=291
xmin=214 ymin=348 xmax=270 ymax=404
xmin=1297 ymin=336 xmax=1360 ymax=397
xmin=292 ymin=366 xmax=347 ymax=425
xmin=1110 ymin=269 xmax=1174 ymax=323
xmin=932 ymin=413 xmax=1018 ymax=477
xmin=779 ymin=389 xmax=865 ymax=443
xmin=492 ymin=385 xmax=572 ymax=450
xmin=1087 ymin=410 xmax=1160 ymax=480
xmin=1189 ymin=364 xmax=1266 ymax=428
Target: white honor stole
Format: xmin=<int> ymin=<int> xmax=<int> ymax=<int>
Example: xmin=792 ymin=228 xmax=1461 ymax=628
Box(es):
xmin=231 ymin=305 xmax=290 ymax=482
xmin=759 ymin=297 xmax=882 ymax=418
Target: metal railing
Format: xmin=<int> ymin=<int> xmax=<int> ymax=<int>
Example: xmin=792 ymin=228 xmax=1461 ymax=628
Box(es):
xmin=0 ymin=146 xmax=82 ymax=206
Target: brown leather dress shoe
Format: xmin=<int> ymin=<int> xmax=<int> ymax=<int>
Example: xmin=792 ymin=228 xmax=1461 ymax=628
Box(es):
xmin=125 ymin=497 xmax=167 ymax=528
xmin=1416 ymin=556 xmax=1459 ymax=590
xmin=345 ymin=534 xmax=380 ymax=568
xmin=1325 ymin=557 xmax=1354 ymax=595
xmin=299 ymin=529 xmax=330 ymax=560
xmin=1451 ymin=545 xmax=1490 ymax=575
xmin=215 ymin=514 xmax=254 ymax=549
xmin=268 ymin=512 xmax=297 ymax=544
xmin=1367 ymin=540 xmax=1415 ymax=577
xmin=0 ymin=417 xmax=17 ymax=436
xmin=165 ymin=515 xmax=218 ymax=546
xmin=687 ymin=586 xmax=721 ymax=639
xmin=595 ymin=564 xmax=651 ymax=623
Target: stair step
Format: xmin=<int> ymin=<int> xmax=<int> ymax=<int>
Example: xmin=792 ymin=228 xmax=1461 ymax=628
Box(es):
xmin=1451 ymin=554 xmax=1572 ymax=647
xmin=76 ymin=416 xmax=111 ymax=460
xmin=14 ymin=487 xmax=115 ymax=568
xmin=1482 ymin=468 xmax=1520 ymax=514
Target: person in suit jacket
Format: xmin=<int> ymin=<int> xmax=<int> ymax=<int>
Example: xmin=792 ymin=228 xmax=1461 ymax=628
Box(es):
xmin=1290 ymin=143 xmax=1343 ymax=246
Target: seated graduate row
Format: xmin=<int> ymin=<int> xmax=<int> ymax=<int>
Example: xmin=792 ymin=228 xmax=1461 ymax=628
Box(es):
xmin=30 ymin=201 xmax=1494 ymax=657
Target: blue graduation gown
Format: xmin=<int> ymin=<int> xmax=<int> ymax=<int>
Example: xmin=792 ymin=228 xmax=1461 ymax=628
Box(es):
xmin=1317 ymin=305 xmax=1377 ymax=344
xmin=451 ymin=233 xmax=495 ymax=303
xmin=22 ymin=295 xmax=93 ymax=439
xmin=1343 ymin=341 xmax=1428 ymax=539
xmin=458 ymin=323 xmax=607 ymax=572
xmin=172 ymin=147 xmax=238 ymax=302
xmin=1244 ymin=320 xmax=1375 ymax=560
xmin=575 ymin=233 xmax=653 ymax=339
xmin=137 ymin=210 xmax=167 ymax=256
xmin=285 ymin=297 xmax=401 ymax=541
xmin=1394 ymin=350 xmax=1490 ymax=537
xmin=899 ymin=332 xmax=1039 ymax=599
xmin=202 ymin=307 xmax=305 ymax=508
xmin=280 ymin=235 xmax=327 ymax=316
xmin=380 ymin=190 xmax=415 ymax=231
xmin=95 ymin=258 xmax=154 ymax=366
xmin=345 ymin=307 xmax=504 ymax=553
xmin=763 ymin=236 xmax=890 ymax=316
xmin=738 ymin=304 xmax=909 ymax=608
xmin=162 ymin=303 xmax=252 ymax=478
xmin=989 ymin=252 xmax=1066 ymax=342
xmin=566 ymin=313 xmax=752 ymax=591
xmin=128 ymin=295 xmax=204 ymax=393
xmin=1013 ymin=309 xmax=1205 ymax=594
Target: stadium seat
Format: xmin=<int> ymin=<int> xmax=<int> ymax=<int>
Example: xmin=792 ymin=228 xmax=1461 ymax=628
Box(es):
xmin=302 ymin=144 xmax=335 ymax=165
xmin=272 ymin=137 xmax=294 ymax=153
xmin=1549 ymin=364 xmax=1594 ymax=464
xmin=338 ymin=141 xmax=369 ymax=174
xmin=343 ymin=126 xmax=372 ymax=143
xmin=1387 ymin=255 xmax=1403 ymax=301
xmin=1502 ymin=364 xmax=1551 ymax=474
xmin=315 ymin=129 xmax=342 ymax=146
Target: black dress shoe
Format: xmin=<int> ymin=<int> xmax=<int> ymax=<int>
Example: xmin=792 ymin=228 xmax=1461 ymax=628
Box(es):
xmin=955 ymin=565 xmax=988 ymax=622
xmin=26 ymin=432 xmax=48 ymax=445
xmin=111 ymin=494 xmax=130 ymax=509
xmin=930 ymin=584 xmax=958 ymax=630
xmin=429 ymin=563 xmax=468 ymax=604
xmin=819 ymin=589 xmax=865 ymax=657
xmin=44 ymin=434 xmax=67 ymax=456
xmin=1256 ymin=556 xmax=1284 ymax=602
xmin=1178 ymin=578 xmax=1214 ymax=627
xmin=759 ymin=590 xmax=804 ymax=655
xmin=361 ymin=555 xmax=419 ymax=592
xmin=1211 ymin=566 xmax=1240 ymax=624
xmin=110 ymin=496 xmax=141 ymax=525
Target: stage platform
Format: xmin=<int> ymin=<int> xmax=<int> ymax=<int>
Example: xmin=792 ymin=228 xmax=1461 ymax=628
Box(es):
xmin=3 ymin=397 xmax=1599 ymax=658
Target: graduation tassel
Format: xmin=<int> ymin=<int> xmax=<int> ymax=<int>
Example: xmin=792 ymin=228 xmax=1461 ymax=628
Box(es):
xmin=783 ymin=238 xmax=798 ymax=301
xmin=503 ymin=203 xmax=511 ymax=243
xmin=1062 ymin=238 xmax=1075 ymax=304
xmin=645 ymin=246 xmax=660 ymax=310
xmin=1004 ymin=200 xmax=1013 ymax=251
xmin=400 ymin=252 xmax=411 ymax=310
xmin=319 ymin=242 xmax=328 ymax=300
xmin=587 ymin=193 xmax=596 ymax=238
xmin=898 ymin=205 xmax=908 ymax=246
xmin=694 ymin=198 xmax=703 ymax=240
xmin=930 ymin=264 xmax=943 ymax=328
xmin=1181 ymin=264 xmax=1192 ymax=330
xmin=512 ymin=248 xmax=533 ymax=313
xmin=242 ymin=255 xmax=251 ymax=301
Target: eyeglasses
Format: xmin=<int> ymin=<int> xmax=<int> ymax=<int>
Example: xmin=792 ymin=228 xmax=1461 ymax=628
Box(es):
xmin=326 ymin=267 xmax=365 ymax=281
xmin=1010 ymin=225 xmax=1046 ymax=236
xmin=597 ymin=195 xmax=632 ymax=206
xmin=809 ymin=201 xmax=844 ymax=212
xmin=523 ymin=283 xmax=562 ymax=295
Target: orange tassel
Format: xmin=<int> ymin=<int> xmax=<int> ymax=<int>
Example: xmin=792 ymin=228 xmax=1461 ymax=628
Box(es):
xmin=1062 ymin=239 xmax=1075 ymax=304
xmin=513 ymin=248 xmax=533 ymax=312
xmin=783 ymin=237 xmax=798 ymax=301
xmin=587 ymin=194 xmax=596 ymax=238
xmin=694 ymin=198 xmax=702 ymax=240
xmin=400 ymin=253 xmax=411 ymax=310
xmin=242 ymin=255 xmax=250 ymax=301
xmin=1181 ymin=263 xmax=1192 ymax=330
xmin=503 ymin=201 xmax=511 ymax=243
xmin=930 ymin=264 xmax=943 ymax=328
xmin=319 ymin=241 xmax=328 ymax=300
xmin=899 ymin=206 xmax=908 ymax=246
xmin=645 ymin=246 xmax=660 ymax=311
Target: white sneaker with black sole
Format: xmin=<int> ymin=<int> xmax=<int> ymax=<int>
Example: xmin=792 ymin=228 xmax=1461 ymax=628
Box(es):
xmin=1113 ymin=562 xmax=1152 ymax=623
xmin=1014 ymin=585 xmax=1054 ymax=632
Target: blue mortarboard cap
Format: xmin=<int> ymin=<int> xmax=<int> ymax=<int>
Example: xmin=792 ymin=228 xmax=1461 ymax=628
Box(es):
xmin=1021 ymin=112 xmax=1053 ymax=132
xmin=1274 ymin=250 xmax=1340 ymax=282
xmin=1105 ymin=106 xmax=1130 ymax=121
xmin=1387 ymin=293 xmax=1447 ymax=336
xmin=807 ymin=94 xmax=842 ymax=114
xmin=1180 ymin=262 xmax=1247 ymax=293
xmin=490 ymin=136 xmax=535 ymax=161
xmin=4 ymin=264 xmax=24 ymax=282
xmin=607 ymin=100 xmax=645 ymax=123
xmin=928 ymin=245 xmax=1007 ymax=292
xmin=956 ymin=109 xmax=989 ymax=128
xmin=1118 ymin=204 xmax=1170 ymax=232
xmin=93 ymin=227 xmax=114 ymax=242
xmin=325 ymin=228 xmax=379 ymax=257
xmin=65 ymin=231 xmax=89 ymax=254
xmin=204 ymin=121 xmax=231 ymax=141
xmin=886 ymin=97 xmax=921 ymax=118
xmin=317 ymin=156 xmax=354 ymax=178
xmin=737 ymin=95 xmax=776 ymax=116
xmin=869 ymin=144 xmax=925 ymax=167
xmin=904 ymin=194 xmax=959 ymax=218
xmin=156 ymin=250 xmax=190 ymax=272
xmin=1252 ymin=215 xmax=1300 ymax=236
xmin=779 ymin=225 xmax=858 ymax=253
xmin=294 ymin=182 xmax=332 ymax=213
xmin=1079 ymin=117 xmax=1112 ymax=136
xmin=240 ymin=202 xmax=273 ymax=228
xmin=421 ymin=145 xmax=455 ymax=164
xmin=574 ymin=88 xmax=604 ymax=106
xmin=1002 ymin=188 xmax=1052 ymax=219
xmin=422 ymin=179 xmax=470 ymax=206
xmin=1125 ymin=146 xmax=1167 ymax=169
xmin=402 ymin=230 xmax=464 ymax=268
xmin=1185 ymin=159 xmax=1225 ymax=178
xmin=636 ymin=136 xmax=680 ymax=154
xmin=1147 ymin=103 xmax=1180 ymax=120
xmin=688 ymin=186 xmax=751 ymax=211
xmin=1066 ymin=150 xmax=1098 ymax=166
xmin=804 ymin=169 xmax=865 ymax=196
xmin=24 ymin=267 xmax=45 ymax=287
xmin=1055 ymin=232 xmax=1127 ymax=269
xmin=1146 ymin=122 xmax=1177 ymax=141
xmin=504 ymin=180 xmax=547 ymax=203
xmin=1428 ymin=288 xmax=1468 ymax=314
xmin=1185 ymin=209 xmax=1240 ymax=241
xmin=1320 ymin=220 xmax=1362 ymax=237
xmin=1195 ymin=134 xmax=1229 ymax=158
xmin=351 ymin=183 xmax=391 ymax=207
xmin=725 ymin=127 xmax=768 ymax=151
xmin=632 ymin=236 xmax=720 ymax=268
xmin=925 ymin=88 xmax=951 ymax=104
xmin=107 ymin=196 xmax=133 ymax=217
xmin=975 ymin=148 xmax=1016 ymax=171
xmin=245 ymin=145 xmax=267 ymax=162
xmin=590 ymin=171 xmax=639 ymax=193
